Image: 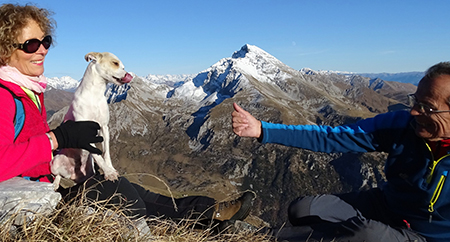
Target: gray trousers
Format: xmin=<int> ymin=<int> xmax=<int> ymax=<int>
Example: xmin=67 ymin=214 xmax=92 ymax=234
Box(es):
xmin=285 ymin=189 xmax=427 ymax=242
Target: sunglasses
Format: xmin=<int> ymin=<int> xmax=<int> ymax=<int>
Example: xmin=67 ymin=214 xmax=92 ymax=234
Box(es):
xmin=13 ymin=35 xmax=52 ymax=53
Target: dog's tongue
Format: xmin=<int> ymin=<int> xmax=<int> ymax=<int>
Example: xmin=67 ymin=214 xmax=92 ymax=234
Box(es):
xmin=121 ymin=73 xmax=133 ymax=83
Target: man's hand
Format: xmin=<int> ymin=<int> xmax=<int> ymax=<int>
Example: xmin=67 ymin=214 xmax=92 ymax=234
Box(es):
xmin=231 ymin=103 xmax=262 ymax=138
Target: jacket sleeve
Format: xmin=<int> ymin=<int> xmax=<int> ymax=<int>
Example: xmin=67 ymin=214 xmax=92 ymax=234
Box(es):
xmin=0 ymin=88 xmax=52 ymax=182
xmin=260 ymin=111 xmax=411 ymax=153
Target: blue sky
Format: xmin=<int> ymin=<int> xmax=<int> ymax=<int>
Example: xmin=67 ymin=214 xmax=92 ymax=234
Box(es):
xmin=7 ymin=0 xmax=450 ymax=79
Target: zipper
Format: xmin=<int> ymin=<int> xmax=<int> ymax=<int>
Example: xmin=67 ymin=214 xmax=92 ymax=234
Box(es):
xmin=425 ymin=142 xmax=436 ymax=183
xmin=423 ymin=140 xmax=450 ymax=223
xmin=424 ymin=142 xmax=450 ymax=183
xmin=428 ymin=170 xmax=448 ymax=223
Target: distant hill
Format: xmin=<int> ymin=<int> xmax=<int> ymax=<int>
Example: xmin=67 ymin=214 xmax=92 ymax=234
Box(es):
xmin=43 ymin=87 xmax=73 ymax=119
xmin=356 ymin=72 xmax=424 ymax=85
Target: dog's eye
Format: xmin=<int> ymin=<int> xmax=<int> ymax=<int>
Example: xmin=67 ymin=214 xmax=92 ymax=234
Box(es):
xmin=112 ymin=61 xmax=119 ymax=67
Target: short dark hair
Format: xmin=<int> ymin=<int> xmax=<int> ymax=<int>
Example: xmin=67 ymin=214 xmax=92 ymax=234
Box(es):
xmin=424 ymin=62 xmax=450 ymax=81
xmin=420 ymin=62 xmax=450 ymax=105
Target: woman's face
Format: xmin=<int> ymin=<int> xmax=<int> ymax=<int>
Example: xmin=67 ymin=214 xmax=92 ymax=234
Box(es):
xmin=8 ymin=19 xmax=48 ymax=77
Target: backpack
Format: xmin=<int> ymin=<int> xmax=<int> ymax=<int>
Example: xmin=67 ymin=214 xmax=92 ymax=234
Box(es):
xmin=0 ymin=83 xmax=25 ymax=141
xmin=0 ymin=84 xmax=50 ymax=181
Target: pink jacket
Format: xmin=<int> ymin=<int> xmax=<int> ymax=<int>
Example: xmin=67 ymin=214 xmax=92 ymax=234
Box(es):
xmin=0 ymin=79 xmax=52 ymax=182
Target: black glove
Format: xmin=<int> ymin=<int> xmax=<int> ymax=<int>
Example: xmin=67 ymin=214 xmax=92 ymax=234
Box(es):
xmin=52 ymin=120 xmax=104 ymax=154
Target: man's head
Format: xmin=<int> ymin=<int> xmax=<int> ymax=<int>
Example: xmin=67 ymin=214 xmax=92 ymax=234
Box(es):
xmin=411 ymin=62 xmax=450 ymax=141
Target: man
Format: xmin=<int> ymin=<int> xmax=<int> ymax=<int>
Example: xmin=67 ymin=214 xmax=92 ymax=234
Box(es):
xmin=231 ymin=62 xmax=450 ymax=241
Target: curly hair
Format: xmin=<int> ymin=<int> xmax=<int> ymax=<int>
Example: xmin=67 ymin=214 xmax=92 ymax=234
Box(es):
xmin=0 ymin=3 xmax=56 ymax=66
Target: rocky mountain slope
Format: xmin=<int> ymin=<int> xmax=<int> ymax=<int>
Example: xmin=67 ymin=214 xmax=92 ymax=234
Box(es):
xmin=47 ymin=44 xmax=417 ymax=227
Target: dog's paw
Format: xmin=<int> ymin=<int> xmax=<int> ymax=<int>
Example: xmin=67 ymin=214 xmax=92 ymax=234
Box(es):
xmin=103 ymin=169 xmax=119 ymax=181
xmin=53 ymin=175 xmax=61 ymax=191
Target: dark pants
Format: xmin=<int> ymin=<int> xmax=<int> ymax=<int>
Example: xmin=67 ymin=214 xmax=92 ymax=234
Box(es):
xmin=58 ymin=173 xmax=216 ymax=221
xmin=286 ymin=188 xmax=427 ymax=242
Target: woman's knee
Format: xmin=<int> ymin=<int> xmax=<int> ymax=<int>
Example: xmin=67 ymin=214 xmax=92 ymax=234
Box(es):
xmin=83 ymin=175 xmax=147 ymax=217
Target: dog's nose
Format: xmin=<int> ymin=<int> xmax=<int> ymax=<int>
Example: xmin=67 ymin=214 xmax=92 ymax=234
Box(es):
xmin=121 ymin=73 xmax=133 ymax=83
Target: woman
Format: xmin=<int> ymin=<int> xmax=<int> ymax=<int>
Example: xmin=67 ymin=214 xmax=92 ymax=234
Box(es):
xmin=0 ymin=3 xmax=102 ymax=183
xmin=0 ymin=3 xmax=254 ymax=225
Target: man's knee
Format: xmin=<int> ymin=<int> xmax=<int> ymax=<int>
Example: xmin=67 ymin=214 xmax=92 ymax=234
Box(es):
xmin=288 ymin=196 xmax=321 ymax=226
xmin=288 ymin=195 xmax=359 ymax=226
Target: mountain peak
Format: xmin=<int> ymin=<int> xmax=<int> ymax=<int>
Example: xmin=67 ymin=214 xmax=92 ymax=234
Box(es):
xmin=231 ymin=44 xmax=266 ymax=59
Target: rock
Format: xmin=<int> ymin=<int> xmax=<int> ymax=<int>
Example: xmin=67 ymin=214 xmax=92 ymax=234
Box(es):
xmin=219 ymin=220 xmax=259 ymax=233
xmin=0 ymin=177 xmax=153 ymax=240
xmin=0 ymin=177 xmax=61 ymax=225
xmin=85 ymin=206 xmax=152 ymax=239
xmin=129 ymin=217 xmax=152 ymax=239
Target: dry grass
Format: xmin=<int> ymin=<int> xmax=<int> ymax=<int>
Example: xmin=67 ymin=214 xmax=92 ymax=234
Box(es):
xmin=0 ymin=198 xmax=150 ymax=241
xmin=0 ymin=194 xmax=276 ymax=242
xmin=147 ymin=217 xmax=276 ymax=242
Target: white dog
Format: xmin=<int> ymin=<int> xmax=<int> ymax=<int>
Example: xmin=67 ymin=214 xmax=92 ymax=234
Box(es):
xmin=50 ymin=52 xmax=132 ymax=190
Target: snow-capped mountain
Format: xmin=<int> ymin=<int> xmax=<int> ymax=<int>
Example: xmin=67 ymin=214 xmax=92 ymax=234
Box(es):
xmin=300 ymin=68 xmax=423 ymax=86
xmin=167 ymin=44 xmax=302 ymax=105
xmin=300 ymin=68 xmax=355 ymax=76
xmin=105 ymin=83 xmax=131 ymax=104
xmin=142 ymin=74 xmax=195 ymax=87
xmin=46 ymin=76 xmax=79 ymax=92
xmin=46 ymin=45 xmax=420 ymax=100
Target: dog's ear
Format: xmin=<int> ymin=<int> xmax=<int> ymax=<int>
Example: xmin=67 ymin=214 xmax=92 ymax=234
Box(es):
xmin=85 ymin=52 xmax=102 ymax=63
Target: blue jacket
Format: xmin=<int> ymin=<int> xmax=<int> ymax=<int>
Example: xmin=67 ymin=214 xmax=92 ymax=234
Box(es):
xmin=261 ymin=110 xmax=450 ymax=241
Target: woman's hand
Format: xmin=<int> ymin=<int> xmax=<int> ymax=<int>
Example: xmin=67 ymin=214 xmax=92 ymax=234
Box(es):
xmin=51 ymin=120 xmax=103 ymax=154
